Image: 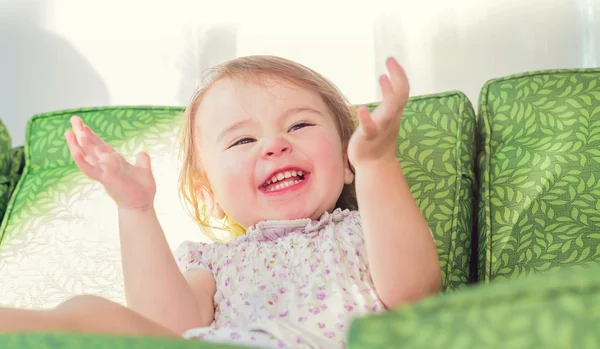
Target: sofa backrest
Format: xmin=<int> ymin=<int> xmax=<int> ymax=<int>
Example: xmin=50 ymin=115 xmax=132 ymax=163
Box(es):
xmin=0 ymin=107 xmax=207 ymax=308
xmin=477 ymin=68 xmax=600 ymax=282
xmin=374 ymin=91 xmax=476 ymax=290
xmin=0 ymin=92 xmax=476 ymax=308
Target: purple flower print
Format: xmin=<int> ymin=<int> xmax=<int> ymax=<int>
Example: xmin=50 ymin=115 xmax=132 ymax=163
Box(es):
xmin=231 ymin=332 xmax=241 ymax=340
xmin=245 ymin=301 xmax=250 ymax=306
xmin=324 ymin=332 xmax=335 ymax=339
xmin=259 ymin=285 xmax=267 ymax=291
xmin=280 ymin=287 xmax=286 ymax=294
xmin=318 ymin=323 xmax=326 ymax=329
xmin=316 ymin=293 xmax=326 ymax=300
xmin=296 ymin=337 xmax=302 ymax=344
xmin=277 ymin=340 xmax=285 ymax=348
xmin=225 ymin=277 xmax=231 ymax=286
xmin=226 ymin=300 xmax=232 ymax=308
xmin=345 ymin=305 xmax=354 ymax=312
xmin=320 ymin=304 xmax=328 ymax=310
xmin=298 ymin=316 xmax=307 ymax=323
xmin=325 ymin=269 xmax=331 ymax=275
xmin=280 ymin=311 xmax=288 ymax=318
xmin=336 ymin=323 xmax=344 ymax=329
xmin=309 ymin=307 xmax=321 ymax=315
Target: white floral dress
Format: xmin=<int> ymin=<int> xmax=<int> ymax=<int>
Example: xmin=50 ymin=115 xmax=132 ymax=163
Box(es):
xmin=174 ymin=209 xmax=385 ymax=348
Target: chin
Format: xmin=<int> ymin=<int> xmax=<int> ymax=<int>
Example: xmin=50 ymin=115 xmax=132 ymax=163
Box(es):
xmin=273 ymin=205 xmax=316 ymax=221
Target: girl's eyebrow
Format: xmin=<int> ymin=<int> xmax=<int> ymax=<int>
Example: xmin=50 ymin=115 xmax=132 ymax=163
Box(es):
xmin=216 ymin=119 xmax=254 ymax=143
xmin=281 ymin=106 xmax=321 ymax=119
xmin=216 ymin=106 xmax=322 ymax=143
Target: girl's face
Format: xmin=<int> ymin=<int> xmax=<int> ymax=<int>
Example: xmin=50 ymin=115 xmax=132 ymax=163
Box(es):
xmin=195 ymin=77 xmax=353 ymax=228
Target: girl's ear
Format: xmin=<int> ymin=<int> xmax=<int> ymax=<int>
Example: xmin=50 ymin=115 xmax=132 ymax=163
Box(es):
xmin=344 ymin=156 xmax=354 ymax=184
xmin=196 ymin=185 xmax=226 ymax=220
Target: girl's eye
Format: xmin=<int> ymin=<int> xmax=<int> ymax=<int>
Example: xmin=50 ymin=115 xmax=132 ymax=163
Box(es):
xmin=289 ymin=122 xmax=314 ymax=132
xmin=230 ymin=137 xmax=255 ymax=148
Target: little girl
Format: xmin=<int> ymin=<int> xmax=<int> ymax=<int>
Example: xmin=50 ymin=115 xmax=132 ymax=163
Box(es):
xmin=0 ymin=56 xmax=441 ymax=348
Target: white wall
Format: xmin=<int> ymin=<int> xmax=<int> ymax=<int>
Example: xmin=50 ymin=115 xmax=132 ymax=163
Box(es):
xmin=1 ymin=0 xmax=598 ymax=146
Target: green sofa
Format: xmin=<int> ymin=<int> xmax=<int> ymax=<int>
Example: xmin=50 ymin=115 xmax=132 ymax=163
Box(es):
xmin=1 ymin=68 xmax=599 ymax=348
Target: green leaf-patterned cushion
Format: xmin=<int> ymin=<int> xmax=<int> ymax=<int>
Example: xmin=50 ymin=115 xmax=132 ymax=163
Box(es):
xmin=366 ymin=91 xmax=476 ymax=290
xmin=0 ymin=91 xmax=476 ymax=310
xmin=0 ymin=107 xmax=213 ymax=308
xmin=477 ymin=68 xmax=600 ymax=282
xmin=0 ymin=118 xmax=12 ymax=222
xmin=7 ymin=146 xmax=24 ymax=199
xmin=348 ymin=264 xmax=600 ymax=349
xmin=1 ymin=332 xmax=246 ymax=349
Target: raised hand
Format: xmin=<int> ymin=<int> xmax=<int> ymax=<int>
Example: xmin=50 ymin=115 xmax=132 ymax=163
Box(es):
xmin=348 ymin=57 xmax=410 ymax=167
xmin=64 ymin=116 xmax=156 ymax=211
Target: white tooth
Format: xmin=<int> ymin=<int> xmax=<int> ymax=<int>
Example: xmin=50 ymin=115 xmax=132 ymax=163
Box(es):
xmin=277 ymin=173 xmax=285 ymax=180
xmin=266 ymin=180 xmax=271 ymax=185
xmin=292 ymin=170 xmax=297 ymax=177
xmin=298 ymin=171 xmax=303 ymax=176
xmin=271 ymin=176 xmax=278 ymax=183
xmin=284 ymin=171 xmax=291 ymax=178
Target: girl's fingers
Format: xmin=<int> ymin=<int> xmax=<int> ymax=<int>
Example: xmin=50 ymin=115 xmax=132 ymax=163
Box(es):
xmin=357 ymin=106 xmax=378 ymax=139
xmin=385 ymin=57 xmax=410 ymax=102
xmin=70 ymin=115 xmax=98 ymax=161
xmin=65 ymin=130 xmax=101 ymax=180
xmin=70 ymin=116 xmax=86 ymax=141
xmin=135 ymin=152 xmax=152 ymax=170
xmin=378 ymin=74 xmax=397 ymax=122
xmin=83 ymin=125 xmax=115 ymax=154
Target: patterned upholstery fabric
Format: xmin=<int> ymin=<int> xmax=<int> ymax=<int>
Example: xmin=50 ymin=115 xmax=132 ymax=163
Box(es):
xmin=0 ymin=119 xmax=12 ymax=222
xmin=477 ymin=69 xmax=600 ymax=282
xmin=368 ymin=91 xmax=476 ymax=290
xmin=0 ymin=107 xmax=211 ymax=308
xmin=1 ymin=332 xmax=244 ymax=349
xmin=348 ymin=263 xmax=600 ymax=349
xmin=0 ymin=93 xmax=475 ymax=311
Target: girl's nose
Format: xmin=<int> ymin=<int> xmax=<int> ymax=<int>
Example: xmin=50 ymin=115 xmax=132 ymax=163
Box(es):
xmin=261 ymin=136 xmax=292 ymax=158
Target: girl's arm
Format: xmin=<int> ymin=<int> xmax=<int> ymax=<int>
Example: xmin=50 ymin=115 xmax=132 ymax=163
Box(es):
xmin=119 ymin=208 xmax=215 ymax=333
xmin=354 ymin=159 xmax=441 ymax=309
xmin=348 ymin=58 xmax=441 ymax=309
xmin=65 ymin=116 xmax=214 ymax=334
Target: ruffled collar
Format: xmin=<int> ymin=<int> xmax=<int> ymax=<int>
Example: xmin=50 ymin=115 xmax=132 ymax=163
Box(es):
xmin=244 ymin=208 xmax=350 ymax=242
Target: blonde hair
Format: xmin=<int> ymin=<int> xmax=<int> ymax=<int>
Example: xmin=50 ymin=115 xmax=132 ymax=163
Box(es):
xmin=178 ymin=55 xmax=357 ymax=241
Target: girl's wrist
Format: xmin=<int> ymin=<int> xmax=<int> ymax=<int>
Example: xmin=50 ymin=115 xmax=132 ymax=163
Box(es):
xmin=352 ymin=152 xmax=399 ymax=172
xmin=118 ymin=205 xmax=156 ymax=216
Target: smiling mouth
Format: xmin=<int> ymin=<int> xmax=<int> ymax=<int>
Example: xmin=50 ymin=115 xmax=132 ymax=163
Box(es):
xmin=261 ymin=170 xmax=307 ymax=192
